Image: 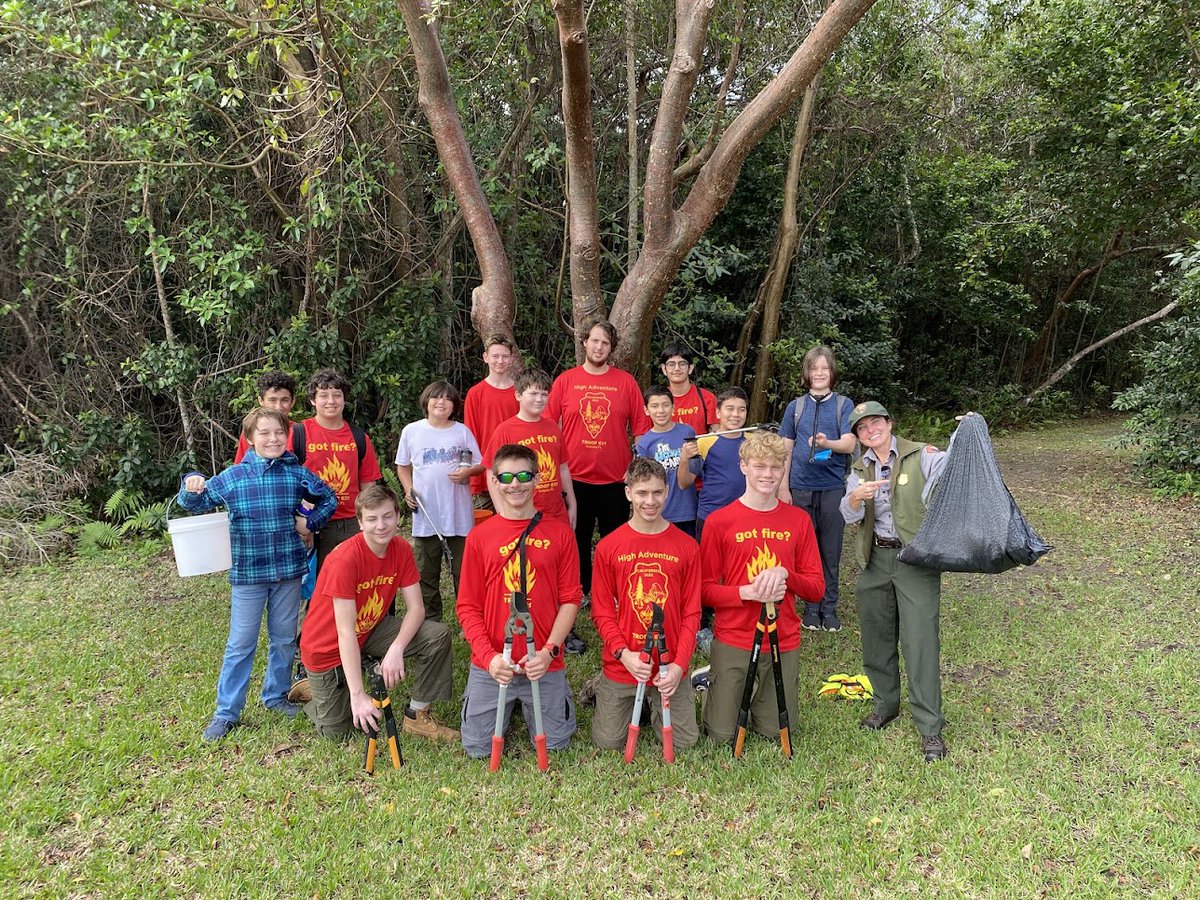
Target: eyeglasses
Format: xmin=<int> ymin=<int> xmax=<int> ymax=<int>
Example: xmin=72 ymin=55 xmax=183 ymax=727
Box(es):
xmin=663 ymin=361 xmax=691 ymax=369
xmin=495 ymin=470 xmax=536 ymax=484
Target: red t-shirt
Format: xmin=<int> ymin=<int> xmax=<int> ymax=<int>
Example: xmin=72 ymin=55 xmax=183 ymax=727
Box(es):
xmin=232 ymin=427 xmax=297 ymax=464
xmin=546 ymin=365 xmax=650 ymax=484
xmin=298 ymin=418 xmax=383 ymax=520
xmin=464 ymin=380 xmax=519 ymax=495
xmin=699 ymin=500 xmax=824 ymax=653
xmin=670 ymin=384 xmax=717 ymax=435
xmin=300 ymin=534 xmax=420 ymax=673
xmin=484 ymin=416 xmax=569 ymax=523
xmin=457 ymin=513 xmax=583 ymax=671
xmin=591 ymin=523 xmax=702 ymax=684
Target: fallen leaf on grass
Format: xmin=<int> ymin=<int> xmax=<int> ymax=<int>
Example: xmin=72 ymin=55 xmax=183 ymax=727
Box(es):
xmin=440 ymin=787 xmax=455 ymax=796
xmin=1020 ymin=843 xmax=1032 ymax=859
xmin=667 ymin=847 xmax=686 ymax=857
xmin=867 ymin=817 xmax=882 ymax=829
xmin=987 ymin=788 xmax=1006 ymax=797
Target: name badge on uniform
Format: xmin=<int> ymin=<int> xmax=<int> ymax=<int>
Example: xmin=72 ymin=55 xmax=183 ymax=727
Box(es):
xmin=898 ymin=473 xmax=909 ymax=485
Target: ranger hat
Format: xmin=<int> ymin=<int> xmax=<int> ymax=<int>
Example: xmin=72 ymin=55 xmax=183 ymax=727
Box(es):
xmin=849 ymin=400 xmax=891 ymax=434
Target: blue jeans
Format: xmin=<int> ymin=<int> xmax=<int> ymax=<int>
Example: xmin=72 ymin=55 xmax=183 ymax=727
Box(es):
xmin=215 ymin=578 xmax=302 ymax=721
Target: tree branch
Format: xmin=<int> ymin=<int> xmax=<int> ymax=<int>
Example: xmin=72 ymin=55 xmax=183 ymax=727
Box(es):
xmin=396 ymin=0 xmax=516 ymax=343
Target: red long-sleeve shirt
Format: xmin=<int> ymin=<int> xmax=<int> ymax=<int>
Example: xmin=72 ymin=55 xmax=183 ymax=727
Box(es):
xmin=591 ymin=523 xmax=702 ymax=684
xmin=700 ymin=500 xmax=824 ymax=652
xmin=456 ymin=513 xmax=582 ymax=670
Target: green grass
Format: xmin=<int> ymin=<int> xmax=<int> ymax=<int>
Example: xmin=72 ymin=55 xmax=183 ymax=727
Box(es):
xmin=2 ymin=417 xmax=1198 ymax=897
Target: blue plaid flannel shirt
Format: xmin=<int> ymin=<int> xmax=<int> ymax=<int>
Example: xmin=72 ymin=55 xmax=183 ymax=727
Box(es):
xmin=177 ymin=450 xmax=337 ymax=585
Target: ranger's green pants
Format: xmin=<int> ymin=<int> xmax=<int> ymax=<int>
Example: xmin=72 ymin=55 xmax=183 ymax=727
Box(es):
xmin=856 ymin=546 xmax=945 ymax=737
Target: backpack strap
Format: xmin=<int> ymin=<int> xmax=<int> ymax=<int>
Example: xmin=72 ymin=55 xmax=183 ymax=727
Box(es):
xmin=291 ymin=422 xmax=307 ymax=464
xmin=349 ymin=423 xmax=367 ymax=465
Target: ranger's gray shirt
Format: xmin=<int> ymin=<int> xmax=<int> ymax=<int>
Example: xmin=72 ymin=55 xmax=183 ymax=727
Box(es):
xmin=840 ymin=437 xmax=946 ymax=539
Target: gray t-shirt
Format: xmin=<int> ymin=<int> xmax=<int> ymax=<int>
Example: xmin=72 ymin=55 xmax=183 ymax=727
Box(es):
xmin=395 ymin=420 xmax=481 ymax=538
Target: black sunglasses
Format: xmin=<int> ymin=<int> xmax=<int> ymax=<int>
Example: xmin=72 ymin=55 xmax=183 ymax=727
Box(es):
xmin=495 ymin=470 xmax=536 ymax=484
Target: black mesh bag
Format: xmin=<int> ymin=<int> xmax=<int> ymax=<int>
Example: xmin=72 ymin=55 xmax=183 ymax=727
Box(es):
xmin=897 ymin=414 xmax=1051 ymax=573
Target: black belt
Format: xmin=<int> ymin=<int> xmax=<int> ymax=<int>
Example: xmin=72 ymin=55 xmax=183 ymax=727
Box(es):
xmin=873 ymin=535 xmax=903 ymax=549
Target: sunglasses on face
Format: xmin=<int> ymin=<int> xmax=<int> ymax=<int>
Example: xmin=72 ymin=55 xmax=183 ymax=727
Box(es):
xmin=495 ymin=470 xmax=536 ymax=484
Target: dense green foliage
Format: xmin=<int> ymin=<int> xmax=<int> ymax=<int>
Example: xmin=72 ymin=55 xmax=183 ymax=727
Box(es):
xmin=1114 ymin=240 xmax=1200 ymax=492
xmin=1 ymin=0 xmax=1197 ymax=501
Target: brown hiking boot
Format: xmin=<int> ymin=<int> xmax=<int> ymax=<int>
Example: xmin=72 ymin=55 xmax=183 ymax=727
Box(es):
xmin=287 ymin=677 xmax=312 ymax=704
xmin=402 ymin=707 xmax=460 ymax=742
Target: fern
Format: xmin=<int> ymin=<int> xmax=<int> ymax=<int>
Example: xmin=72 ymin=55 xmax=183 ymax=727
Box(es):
xmin=119 ymin=499 xmax=170 ymax=536
xmin=78 ymin=521 xmax=123 ymax=551
xmin=103 ymin=488 xmax=145 ymax=521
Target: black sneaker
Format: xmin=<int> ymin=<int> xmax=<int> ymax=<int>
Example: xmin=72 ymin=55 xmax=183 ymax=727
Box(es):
xmin=802 ymin=606 xmax=821 ymax=631
xmin=564 ymin=630 xmax=587 ymax=655
xmin=690 ymin=665 xmax=710 ymax=693
xmin=822 ymin=613 xmax=842 ymax=633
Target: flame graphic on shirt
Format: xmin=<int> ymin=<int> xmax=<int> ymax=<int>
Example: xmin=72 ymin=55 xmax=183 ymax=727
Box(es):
xmin=502 ymin=551 xmax=537 ymax=595
xmin=579 ymin=392 xmax=611 ymax=438
xmin=535 ymin=446 xmax=555 ymax=485
xmin=318 ymin=455 xmax=351 ymax=497
xmin=356 ymin=589 xmax=385 ymax=634
xmin=744 ymin=543 xmax=780 ymax=582
xmin=627 ymin=562 xmax=668 ymax=628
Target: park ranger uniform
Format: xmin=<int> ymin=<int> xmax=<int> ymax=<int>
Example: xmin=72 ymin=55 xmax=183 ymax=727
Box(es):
xmin=840 ymin=436 xmax=946 ymax=738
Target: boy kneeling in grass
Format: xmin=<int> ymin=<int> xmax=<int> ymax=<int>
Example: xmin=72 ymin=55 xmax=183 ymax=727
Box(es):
xmin=589 ymin=457 xmax=702 ymax=753
xmin=699 ymin=431 xmax=824 ymax=748
xmin=456 ymin=444 xmax=583 ymax=760
xmin=179 ymin=408 xmax=338 ymax=743
xmin=299 ymin=484 xmax=458 ymax=742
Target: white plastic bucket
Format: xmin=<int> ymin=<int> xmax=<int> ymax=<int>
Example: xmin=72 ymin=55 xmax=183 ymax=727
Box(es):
xmin=167 ymin=511 xmax=232 ymax=576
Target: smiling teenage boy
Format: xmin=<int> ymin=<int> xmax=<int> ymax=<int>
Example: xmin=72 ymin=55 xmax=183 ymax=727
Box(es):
xmin=699 ymin=431 xmax=824 ymax=748
xmin=394 ymin=381 xmax=483 ymax=622
xmin=456 ymin=444 xmax=583 ymax=760
xmin=484 ymin=369 xmax=577 ymax=527
xmin=295 ymin=369 xmax=383 ymax=568
xmin=681 ymin=386 xmax=749 ymax=546
xmin=299 ymin=484 xmax=458 ymax=743
xmin=589 ymin=457 xmax=701 ymax=753
xmin=778 ymin=345 xmax=856 ymax=633
xmin=635 ymin=385 xmax=700 ymax=538
xmin=179 ymin=408 xmax=338 ymax=742
xmin=463 ymin=337 xmax=520 ymax=508
xmin=233 ymin=370 xmax=298 ymax=463
xmin=658 ymin=342 xmax=717 ymax=435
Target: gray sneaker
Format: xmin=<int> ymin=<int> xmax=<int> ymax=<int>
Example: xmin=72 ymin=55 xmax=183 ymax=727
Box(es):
xmin=695 ymin=627 xmax=714 ymax=656
xmin=690 ymin=665 xmax=711 ymax=693
xmin=267 ymin=700 xmax=301 ymax=719
xmin=202 ymin=717 xmax=236 ymax=742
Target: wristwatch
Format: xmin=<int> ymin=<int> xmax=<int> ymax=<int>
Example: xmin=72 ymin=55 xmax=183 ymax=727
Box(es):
xmin=613 ymin=647 xmax=625 ymax=661
xmin=546 ymin=642 xmax=561 ymax=659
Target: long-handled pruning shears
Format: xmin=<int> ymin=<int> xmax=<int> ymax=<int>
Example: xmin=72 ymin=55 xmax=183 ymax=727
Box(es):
xmin=624 ymin=602 xmax=675 ymax=764
xmin=363 ymin=659 xmax=403 ymax=774
xmin=489 ymin=515 xmax=548 ymax=773
xmin=733 ymin=602 xmax=792 ymax=759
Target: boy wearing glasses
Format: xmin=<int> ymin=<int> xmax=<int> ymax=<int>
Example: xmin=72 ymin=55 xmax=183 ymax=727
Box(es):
xmin=456 ymin=444 xmax=584 ymax=760
xmin=658 ymin=342 xmax=717 ymax=434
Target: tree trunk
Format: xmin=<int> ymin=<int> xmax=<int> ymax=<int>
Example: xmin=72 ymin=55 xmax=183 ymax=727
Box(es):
xmin=1020 ymin=299 xmax=1179 ymax=406
xmin=610 ymin=0 xmax=879 ymax=371
xmin=553 ymin=0 xmax=605 ymax=340
xmin=141 ymin=183 xmax=197 ymax=462
xmin=747 ymin=70 xmax=823 ymax=424
xmin=396 ymin=0 xmax=517 ymax=344
xmin=1020 ymin=238 xmax=1162 ymax=383
xmin=625 ymin=0 xmax=639 ymax=274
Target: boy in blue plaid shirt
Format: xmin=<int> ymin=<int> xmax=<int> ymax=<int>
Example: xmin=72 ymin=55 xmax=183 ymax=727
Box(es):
xmin=179 ymin=407 xmax=338 ymax=742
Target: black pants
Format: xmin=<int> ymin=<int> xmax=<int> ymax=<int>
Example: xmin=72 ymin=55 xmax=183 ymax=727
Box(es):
xmin=573 ymin=480 xmax=630 ymax=594
xmin=790 ymin=486 xmax=846 ymax=616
